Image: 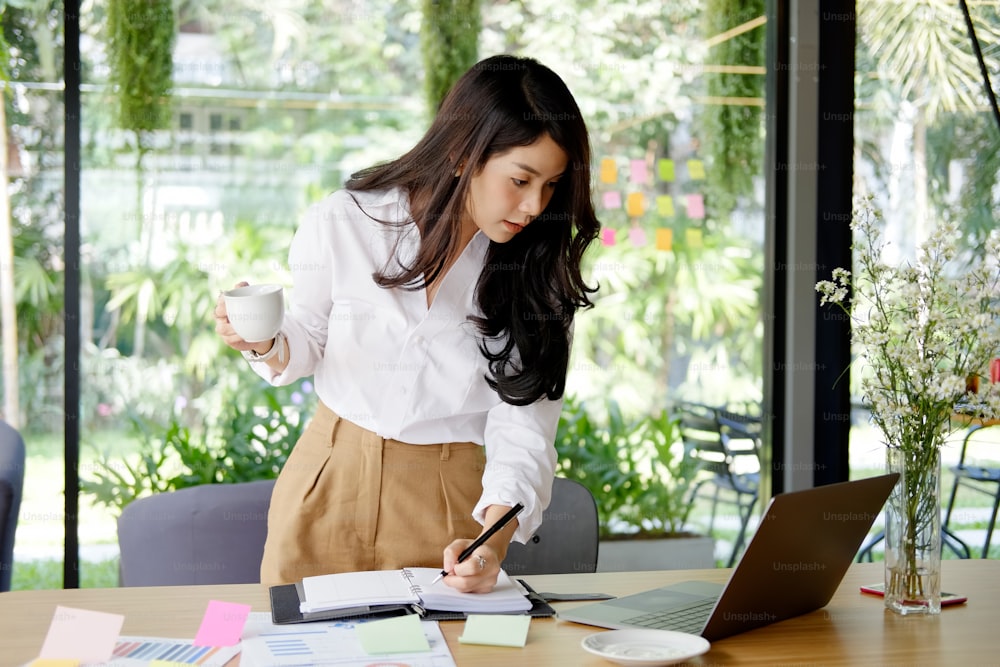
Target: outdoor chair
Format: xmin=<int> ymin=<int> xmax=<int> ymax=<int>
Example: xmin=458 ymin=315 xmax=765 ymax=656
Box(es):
xmin=944 ymin=422 xmax=1000 ymax=558
xmin=117 ymin=479 xmax=275 ymax=586
xmin=502 ymin=477 xmax=599 ymax=575
xmin=676 ymin=401 xmax=761 ymax=567
xmin=0 ymin=420 xmax=26 ymax=592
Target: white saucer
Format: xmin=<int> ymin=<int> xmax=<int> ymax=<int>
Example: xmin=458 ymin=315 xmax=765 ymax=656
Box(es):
xmin=580 ymin=629 xmax=711 ymax=666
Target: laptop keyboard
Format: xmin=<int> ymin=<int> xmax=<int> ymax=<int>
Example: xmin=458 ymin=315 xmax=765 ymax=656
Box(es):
xmin=622 ymin=599 xmax=716 ymax=633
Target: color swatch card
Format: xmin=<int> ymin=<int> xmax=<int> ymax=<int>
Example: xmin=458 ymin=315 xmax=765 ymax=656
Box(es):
xmin=30 ymin=637 xmax=239 ymax=667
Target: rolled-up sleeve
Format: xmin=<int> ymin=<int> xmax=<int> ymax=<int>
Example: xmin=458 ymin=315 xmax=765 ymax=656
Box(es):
xmin=475 ymin=395 xmax=563 ymax=544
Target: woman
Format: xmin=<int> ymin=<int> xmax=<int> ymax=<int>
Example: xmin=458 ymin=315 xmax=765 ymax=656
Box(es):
xmin=215 ymin=54 xmax=599 ymax=593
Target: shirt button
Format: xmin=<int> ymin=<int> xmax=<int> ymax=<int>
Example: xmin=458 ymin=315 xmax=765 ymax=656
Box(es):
xmin=414 ymin=336 xmax=426 ymax=347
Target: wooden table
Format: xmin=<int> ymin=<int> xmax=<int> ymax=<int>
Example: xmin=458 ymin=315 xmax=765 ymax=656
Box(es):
xmin=1 ymin=560 xmax=996 ymax=666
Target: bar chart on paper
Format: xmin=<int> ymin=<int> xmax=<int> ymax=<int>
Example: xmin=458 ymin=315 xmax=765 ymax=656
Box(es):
xmin=239 ymin=612 xmax=457 ymax=666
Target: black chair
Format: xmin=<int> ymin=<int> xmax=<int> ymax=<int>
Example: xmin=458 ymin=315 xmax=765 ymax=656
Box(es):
xmin=117 ymin=479 xmax=275 ymax=586
xmin=944 ymin=422 xmax=1000 ymax=558
xmin=676 ymin=402 xmax=761 ymax=566
xmin=502 ymin=477 xmax=599 ymax=575
xmin=0 ymin=419 xmax=26 ymax=592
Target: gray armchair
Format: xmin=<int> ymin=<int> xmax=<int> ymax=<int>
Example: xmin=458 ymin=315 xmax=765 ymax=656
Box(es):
xmin=502 ymin=477 xmax=599 ymax=575
xmin=1 ymin=419 xmax=26 ymax=592
xmin=117 ymin=479 xmax=275 ymax=586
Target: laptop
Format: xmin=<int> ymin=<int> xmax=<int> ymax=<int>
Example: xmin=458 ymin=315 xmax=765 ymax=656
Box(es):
xmin=559 ymin=473 xmax=899 ymax=642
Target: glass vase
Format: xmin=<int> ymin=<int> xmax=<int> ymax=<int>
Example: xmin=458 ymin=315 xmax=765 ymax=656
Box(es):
xmin=883 ymin=446 xmax=942 ymax=615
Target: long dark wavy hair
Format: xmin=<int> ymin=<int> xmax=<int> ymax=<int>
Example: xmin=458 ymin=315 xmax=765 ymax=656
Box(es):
xmin=347 ymin=54 xmax=600 ymax=405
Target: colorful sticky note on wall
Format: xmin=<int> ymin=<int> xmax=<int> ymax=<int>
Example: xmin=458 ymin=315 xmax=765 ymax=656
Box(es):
xmin=625 ymin=192 xmax=646 ymax=217
xmin=656 ymin=195 xmax=675 ymax=217
xmin=685 ymin=193 xmax=705 ymax=219
xmin=687 ymin=159 xmax=706 ymax=180
xmin=657 ymin=158 xmax=675 ymax=182
xmin=629 ymin=227 xmax=647 ymax=248
xmin=686 ymin=228 xmax=703 ymax=248
xmin=656 ymin=228 xmax=673 ymax=251
xmin=600 ymin=227 xmax=617 ymax=246
xmin=629 ymin=159 xmax=648 ymax=184
xmin=600 ymin=158 xmax=618 ymax=184
xmin=602 ymin=191 xmax=622 ymax=209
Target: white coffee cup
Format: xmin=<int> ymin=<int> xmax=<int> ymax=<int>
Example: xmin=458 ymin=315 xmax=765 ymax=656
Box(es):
xmin=223 ymin=284 xmax=285 ymax=343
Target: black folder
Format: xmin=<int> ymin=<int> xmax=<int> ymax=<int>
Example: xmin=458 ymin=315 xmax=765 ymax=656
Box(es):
xmin=269 ymin=578 xmax=556 ymax=624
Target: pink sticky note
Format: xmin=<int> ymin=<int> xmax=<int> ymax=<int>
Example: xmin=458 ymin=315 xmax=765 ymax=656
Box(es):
xmin=39 ymin=606 xmax=124 ymax=663
xmin=193 ymin=600 xmax=252 ymax=647
xmin=629 ymin=227 xmax=647 ymax=247
xmin=686 ymin=193 xmax=705 ymax=219
xmin=629 ymin=159 xmax=648 ymax=184
xmin=602 ymin=191 xmax=622 ymax=209
xmin=600 ymin=227 xmax=617 ymax=246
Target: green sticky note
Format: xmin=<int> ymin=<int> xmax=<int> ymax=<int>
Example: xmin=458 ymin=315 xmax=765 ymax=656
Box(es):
xmin=458 ymin=614 xmax=531 ymax=648
xmin=356 ymin=614 xmax=430 ymax=654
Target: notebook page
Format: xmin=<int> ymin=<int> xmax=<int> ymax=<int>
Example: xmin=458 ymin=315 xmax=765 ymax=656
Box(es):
xmin=300 ymin=570 xmax=419 ymax=613
xmin=405 ymin=567 xmax=532 ymax=613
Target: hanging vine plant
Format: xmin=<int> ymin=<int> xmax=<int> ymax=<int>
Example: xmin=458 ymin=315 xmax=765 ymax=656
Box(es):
xmin=106 ymin=0 xmax=175 ymax=178
xmin=420 ymin=0 xmax=481 ymax=114
xmin=105 ymin=0 xmax=175 ymax=357
xmin=699 ymin=0 xmax=766 ymax=218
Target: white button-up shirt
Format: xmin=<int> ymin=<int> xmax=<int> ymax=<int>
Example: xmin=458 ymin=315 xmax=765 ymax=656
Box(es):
xmin=250 ymin=187 xmax=561 ymax=543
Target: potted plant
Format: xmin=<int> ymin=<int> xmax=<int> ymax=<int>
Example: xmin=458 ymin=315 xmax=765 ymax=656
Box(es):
xmin=555 ymin=396 xmax=715 ymax=571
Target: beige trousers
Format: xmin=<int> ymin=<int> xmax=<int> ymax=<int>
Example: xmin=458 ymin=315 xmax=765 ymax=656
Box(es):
xmin=260 ymin=401 xmax=485 ymax=584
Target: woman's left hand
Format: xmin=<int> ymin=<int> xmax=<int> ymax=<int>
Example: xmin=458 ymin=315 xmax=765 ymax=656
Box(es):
xmin=439 ymin=540 xmax=501 ymax=593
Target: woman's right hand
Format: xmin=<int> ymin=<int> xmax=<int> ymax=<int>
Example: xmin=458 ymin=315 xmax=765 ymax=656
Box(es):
xmin=214 ymin=281 xmax=273 ymax=354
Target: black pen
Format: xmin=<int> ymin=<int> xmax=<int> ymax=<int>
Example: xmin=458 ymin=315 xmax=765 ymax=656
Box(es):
xmin=431 ymin=503 xmax=524 ymax=585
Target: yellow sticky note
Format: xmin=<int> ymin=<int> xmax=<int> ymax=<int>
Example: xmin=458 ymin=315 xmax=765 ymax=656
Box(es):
xmin=656 ymin=228 xmax=673 ymax=251
xmin=625 ymin=192 xmax=646 ymax=217
xmin=459 ymin=614 xmax=531 ymax=647
xmin=599 ymin=158 xmax=617 ymax=184
xmin=687 ymin=159 xmax=706 ymax=180
xmin=656 ymin=195 xmax=675 ymax=217
xmin=657 ymin=158 xmax=675 ymax=182
xmin=357 ymin=614 xmax=430 ymax=654
xmin=686 ymin=227 xmax=703 ymax=248
xmin=29 ymin=660 xmax=80 ymax=667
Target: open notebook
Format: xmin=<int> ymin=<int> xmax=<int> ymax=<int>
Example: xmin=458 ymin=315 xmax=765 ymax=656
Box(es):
xmin=269 ymin=567 xmax=553 ymax=624
xmin=300 ymin=567 xmax=531 ymax=614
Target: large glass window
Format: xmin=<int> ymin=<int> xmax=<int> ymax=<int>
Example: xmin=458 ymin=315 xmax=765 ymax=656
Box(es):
xmin=852 ymin=3 xmax=1000 ymax=556
xmin=7 ymin=1 xmax=769 ymax=587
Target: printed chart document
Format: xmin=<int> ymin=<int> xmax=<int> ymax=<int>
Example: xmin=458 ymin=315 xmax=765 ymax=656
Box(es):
xmin=299 ymin=567 xmax=532 ymax=614
xmin=240 ymin=611 xmax=456 ymax=667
